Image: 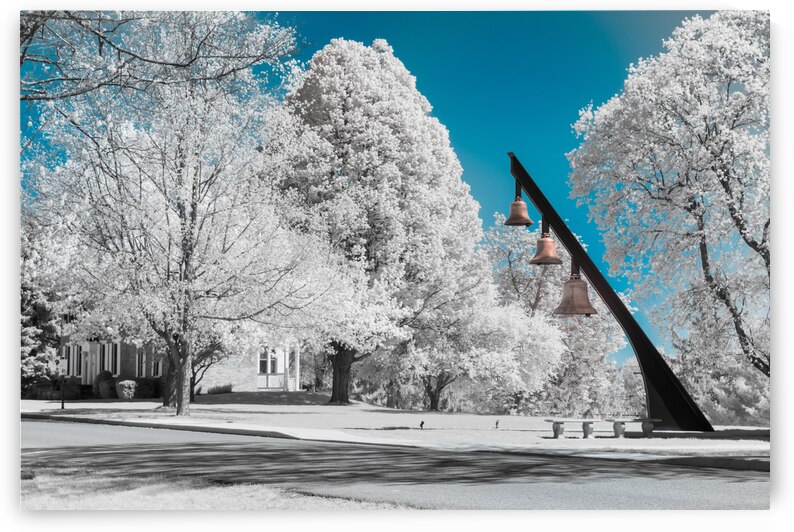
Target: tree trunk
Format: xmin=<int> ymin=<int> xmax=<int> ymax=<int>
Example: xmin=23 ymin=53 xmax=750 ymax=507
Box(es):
xmin=328 ymin=341 xmax=354 ymax=405
xmin=423 ymin=373 xmax=455 ymax=412
xmin=427 ymin=390 xmax=440 ymax=411
xmin=190 ymin=373 xmax=196 ymax=403
xmin=162 ymin=356 xmax=177 ymax=408
xmin=175 ymin=343 xmax=192 ymax=416
xmin=385 ymin=380 xmax=397 ymax=408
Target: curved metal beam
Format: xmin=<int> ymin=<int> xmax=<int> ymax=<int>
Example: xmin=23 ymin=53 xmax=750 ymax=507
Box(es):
xmin=508 ymin=152 xmax=713 ymax=431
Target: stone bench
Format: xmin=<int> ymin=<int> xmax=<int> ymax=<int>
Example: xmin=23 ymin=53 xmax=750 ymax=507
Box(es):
xmin=543 ymin=418 xmax=600 ymax=439
xmin=606 ymin=418 xmax=663 ymax=438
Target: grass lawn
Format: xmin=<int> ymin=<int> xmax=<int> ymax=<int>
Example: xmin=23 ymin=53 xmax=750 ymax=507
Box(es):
xmin=21 ymin=394 xmax=770 ymax=457
xmin=21 ymin=468 xmax=408 ymax=510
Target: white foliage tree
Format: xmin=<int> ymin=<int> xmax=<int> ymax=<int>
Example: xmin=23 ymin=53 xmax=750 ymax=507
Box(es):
xmin=263 ymin=38 xmax=483 ymax=404
xmin=25 ymin=13 xmax=353 ymax=416
xmin=20 ymin=220 xmax=61 ymax=393
xmin=360 ymin=255 xmax=566 ymax=412
xmin=566 ymin=11 xmax=769 ymax=422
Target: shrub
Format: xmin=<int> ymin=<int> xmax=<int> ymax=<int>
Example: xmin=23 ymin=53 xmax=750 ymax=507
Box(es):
xmin=207 ymin=383 xmax=233 ymax=395
xmin=93 ymin=370 xmax=114 ymax=398
xmin=60 ymin=377 xmax=82 ymax=400
xmin=134 ymin=378 xmax=157 ymax=399
xmin=99 ymin=379 xmax=117 ymax=399
xmin=32 ymin=380 xmax=55 ymax=400
xmin=115 ymin=380 xmax=137 ymax=400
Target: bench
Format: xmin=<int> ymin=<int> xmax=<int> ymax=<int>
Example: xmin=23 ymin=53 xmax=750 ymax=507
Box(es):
xmin=606 ymin=418 xmax=662 ymax=438
xmin=543 ymin=418 xmax=599 ymax=439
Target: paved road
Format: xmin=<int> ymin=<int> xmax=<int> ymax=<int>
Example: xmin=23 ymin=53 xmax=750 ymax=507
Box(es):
xmin=21 ymin=420 xmax=769 ymax=510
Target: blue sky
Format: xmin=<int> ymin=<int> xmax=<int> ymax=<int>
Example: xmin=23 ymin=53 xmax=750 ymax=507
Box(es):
xmin=275 ymin=10 xmax=714 ymax=364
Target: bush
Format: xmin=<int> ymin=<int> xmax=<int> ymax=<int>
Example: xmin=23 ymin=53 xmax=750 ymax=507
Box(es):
xmin=99 ymin=379 xmax=117 ymax=399
xmin=207 ymin=383 xmax=233 ymax=395
xmin=59 ymin=377 xmax=82 ymax=400
xmin=134 ymin=378 xmax=157 ymax=399
xmin=93 ymin=370 xmax=114 ymax=398
xmin=115 ymin=380 xmax=137 ymax=400
xmin=32 ymin=381 xmax=56 ymax=400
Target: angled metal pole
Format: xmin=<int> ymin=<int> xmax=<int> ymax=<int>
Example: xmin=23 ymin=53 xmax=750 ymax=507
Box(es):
xmin=508 ymin=152 xmax=713 ymax=431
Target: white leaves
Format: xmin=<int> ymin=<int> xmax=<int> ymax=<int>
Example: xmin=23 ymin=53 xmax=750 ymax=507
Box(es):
xmin=266 ymin=38 xmax=484 ymax=354
xmin=26 ymin=14 xmax=327 ymax=350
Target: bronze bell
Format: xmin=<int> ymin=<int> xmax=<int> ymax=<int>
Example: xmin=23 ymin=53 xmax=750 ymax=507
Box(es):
xmin=530 ymin=221 xmax=563 ymax=265
xmin=553 ymin=273 xmax=597 ymax=317
xmin=505 ymin=197 xmax=534 ymax=226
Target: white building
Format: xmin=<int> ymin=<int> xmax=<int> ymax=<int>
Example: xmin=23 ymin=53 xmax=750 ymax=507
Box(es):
xmin=57 ymin=337 xmax=301 ymax=393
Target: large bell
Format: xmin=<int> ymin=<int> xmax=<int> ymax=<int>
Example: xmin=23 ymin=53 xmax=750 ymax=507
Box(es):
xmin=529 ymin=233 xmax=563 ymax=265
xmin=553 ymin=273 xmax=597 ymax=316
xmin=505 ymin=197 xmax=534 ymax=226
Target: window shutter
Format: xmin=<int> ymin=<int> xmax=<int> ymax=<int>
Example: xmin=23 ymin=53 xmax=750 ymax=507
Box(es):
xmin=112 ymin=344 xmax=119 ymax=375
xmin=75 ymin=346 xmax=82 ymax=377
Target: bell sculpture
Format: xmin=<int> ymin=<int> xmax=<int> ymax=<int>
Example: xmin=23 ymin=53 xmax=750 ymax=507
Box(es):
xmin=529 ymin=219 xmax=563 ymax=265
xmin=504 ymin=182 xmax=534 ymax=227
xmin=554 ymin=261 xmax=597 ymax=316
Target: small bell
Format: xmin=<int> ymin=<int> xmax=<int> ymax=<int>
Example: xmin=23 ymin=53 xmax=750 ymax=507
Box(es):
xmin=529 ymin=220 xmax=562 ymax=265
xmin=553 ymin=262 xmax=597 ymax=316
xmin=504 ymin=182 xmax=534 ymax=227
xmin=530 ymin=234 xmax=563 ymax=265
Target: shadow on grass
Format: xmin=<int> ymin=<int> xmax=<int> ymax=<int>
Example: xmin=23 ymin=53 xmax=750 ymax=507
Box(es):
xmin=35 ymin=391 xmax=333 ymax=408
xmin=21 ymin=438 xmax=765 ymax=488
xmin=26 ymin=408 xmax=170 ymax=417
xmin=650 ymin=429 xmax=769 ymax=441
xmin=193 ymin=391 xmax=331 ymax=406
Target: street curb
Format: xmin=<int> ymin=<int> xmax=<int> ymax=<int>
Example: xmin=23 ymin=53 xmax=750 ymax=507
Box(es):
xmin=21 ymin=412 xmax=769 ymax=472
xmin=21 ymin=412 xmax=299 ymax=440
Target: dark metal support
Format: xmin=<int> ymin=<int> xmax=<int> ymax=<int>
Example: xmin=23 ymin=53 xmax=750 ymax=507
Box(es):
xmin=508 ymin=152 xmax=713 ymax=431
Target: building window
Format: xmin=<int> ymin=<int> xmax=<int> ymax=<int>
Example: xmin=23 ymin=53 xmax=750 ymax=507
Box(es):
xmin=259 ymin=348 xmax=278 ymax=374
xmin=136 ymin=351 xmax=147 ymax=378
xmin=111 ymin=343 xmax=119 ymax=376
xmin=152 ymin=357 xmax=162 ymax=377
xmin=72 ymin=346 xmax=82 ymax=377
xmin=100 ymin=343 xmax=120 ymax=376
xmin=259 ymin=348 xmax=268 ymax=374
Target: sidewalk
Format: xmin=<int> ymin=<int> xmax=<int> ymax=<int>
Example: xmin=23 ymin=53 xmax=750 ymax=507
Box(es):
xmin=20 ymin=395 xmax=770 ymax=472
